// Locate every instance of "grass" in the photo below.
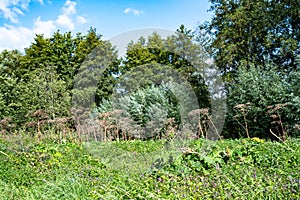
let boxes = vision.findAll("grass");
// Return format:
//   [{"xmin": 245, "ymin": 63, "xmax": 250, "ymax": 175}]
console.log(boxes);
[{"xmin": 0, "ymin": 133, "xmax": 299, "ymax": 199}]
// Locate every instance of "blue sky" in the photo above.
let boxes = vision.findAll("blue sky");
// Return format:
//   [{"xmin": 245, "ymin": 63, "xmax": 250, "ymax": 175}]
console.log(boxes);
[{"xmin": 0, "ymin": 0, "xmax": 213, "ymax": 52}]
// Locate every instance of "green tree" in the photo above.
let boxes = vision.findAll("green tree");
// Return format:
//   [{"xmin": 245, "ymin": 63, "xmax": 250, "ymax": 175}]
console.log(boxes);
[
  {"xmin": 0, "ymin": 50, "xmax": 22, "ymax": 121},
  {"xmin": 15, "ymin": 65, "xmax": 71, "ymax": 128},
  {"xmin": 200, "ymin": 0, "xmax": 300, "ymax": 73},
  {"xmin": 122, "ymin": 26, "xmax": 210, "ymax": 108},
  {"xmin": 72, "ymin": 39, "xmax": 119, "ymax": 111},
  {"xmin": 0, "ymin": 28, "xmax": 116, "ymax": 130}
]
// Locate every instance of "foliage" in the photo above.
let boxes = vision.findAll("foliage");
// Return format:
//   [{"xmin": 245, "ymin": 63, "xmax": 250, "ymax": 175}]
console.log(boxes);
[
  {"xmin": 123, "ymin": 26, "xmax": 210, "ymax": 109},
  {"xmin": 0, "ymin": 28, "xmax": 119, "ymax": 132},
  {"xmin": 225, "ymin": 62, "xmax": 300, "ymax": 139},
  {"xmin": 72, "ymin": 39, "xmax": 119, "ymax": 111},
  {"xmin": 0, "ymin": 50, "xmax": 22, "ymax": 120},
  {"xmin": 96, "ymin": 83, "xmax": 182, "ymax": 139},
  {"xmin": 0, "ymin": 135, "xmax": 299, "ymax": 199},
  {"xmin": 200, "ymin": 0, "xmax": 300, "ymax": 73}
]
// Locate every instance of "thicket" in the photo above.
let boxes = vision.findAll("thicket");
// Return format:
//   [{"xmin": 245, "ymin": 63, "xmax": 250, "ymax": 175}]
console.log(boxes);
[
  {"xmin": 225, "ymin": 62, "xmax": 300, "ymax": 140},
  {"xmin": 0, "ymin": 0, "xmax": 299, "ymax": 140}
]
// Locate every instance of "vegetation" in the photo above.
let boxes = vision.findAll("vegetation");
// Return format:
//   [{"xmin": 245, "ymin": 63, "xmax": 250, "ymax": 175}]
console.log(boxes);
[
  {"xmin": 199, "ymin": 0, "xmax": 300, "ymax": 73},
  {"xmin": 0, "ymin": 135, "xmax": 299, "ymax": 199},
  {"xmin": 225, "ymin": 62, "xmax": 300, "ymax": 139},
  {"xmin": 0, "ymin": 0, "xmax": 299, "ymax": 199}
]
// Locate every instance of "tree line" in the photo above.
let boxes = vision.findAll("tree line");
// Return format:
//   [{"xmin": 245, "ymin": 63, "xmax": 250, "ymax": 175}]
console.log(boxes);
[{"xmin": 0, "ymin": 0, "xmax": 299, "ymax": 140}]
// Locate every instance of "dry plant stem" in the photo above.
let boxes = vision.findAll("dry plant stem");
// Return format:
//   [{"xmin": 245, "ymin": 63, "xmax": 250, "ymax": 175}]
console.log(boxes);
[
  {"xmin": 198, "ymin": 117, "xmax": 205, "ymax": 139},
  {"xmin": 206, "ymin": 115, "xmax": 222, "ymax": 140},
  {"xmin": 234, "ymin": 103, "xmax": 250, "ymax": 138},
  {"xmin": 273, "ymin": 121, "xmax": 286, "ymax": 141},
  {"xmin": 278, "ymin": 114, "xmax": 287, "ymax": 140},
  {"xmin": 268, "ymin": 105, "xmax": 288, "ymax": 142},
  {"xmin": 269, "ymin": 129, "xmax": 283, "ymax": 142},
  {"xmin": 243, "ymin": 111, "xmax": 250, "ymax": 138},
  {"xmin": 269, "ymin": 128, "xmax": 295, "ymax": 152},
  {"xmin": 235, "ymin": 118, "xmax": 249, "ymax": 138}
]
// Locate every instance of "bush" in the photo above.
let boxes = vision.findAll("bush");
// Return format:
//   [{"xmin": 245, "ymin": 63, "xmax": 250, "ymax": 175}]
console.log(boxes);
[
  {"xmin": 224, "ymin": 63, "xmax": 300, "ymax": 139},
  {"xmin": 96, "ymin": 83, "xmax": 182, "ymax": 139}
]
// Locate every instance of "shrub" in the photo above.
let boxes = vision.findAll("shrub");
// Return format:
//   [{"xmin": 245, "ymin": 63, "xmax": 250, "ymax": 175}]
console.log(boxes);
[
  {"xmin": 224, "ymin": 63, "xmax": 300, "ymax": 139},
  {"xmin": 96, "ymin": 83, "xmax": 182, "ymax": 139}
]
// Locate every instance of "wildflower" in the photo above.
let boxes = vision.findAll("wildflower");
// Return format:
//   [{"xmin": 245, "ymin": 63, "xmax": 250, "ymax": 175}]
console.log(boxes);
[{"xmin": 251, "ymin": 137, "xmax": 265, "ymax": 143}]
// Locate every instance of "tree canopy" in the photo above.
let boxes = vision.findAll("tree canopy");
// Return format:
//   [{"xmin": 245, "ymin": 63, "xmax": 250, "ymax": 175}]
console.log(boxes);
[{"xmin": 200, "ymin": 0, "xmax": 300, "ymax": 73}]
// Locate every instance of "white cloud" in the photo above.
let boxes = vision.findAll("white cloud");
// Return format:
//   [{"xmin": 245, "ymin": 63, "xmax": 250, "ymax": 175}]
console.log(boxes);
[
  {"xmin": 33, "ymin": 16, "xmax": 56, "ymax": 37},
  {"xmin": 0, "ymin": 3, "xmax": 20, "ymax": 23},
  {"xmin": 56, "ymin": 14, "xmax": 74, "ymax": 30},
  {"xmin": 0, "ymin": 25, "xmax": 33, "ymax": 52},
  {"xmin": 12, "ymin": 7, "xmax": 24, "ymax": 16},
  {"xmin": 0, "ymin": 16, "xmax": 57, "ymax": 52},
  {"xmin": 124, "ymin": 7, "xmax": 144, "ymax": 16},
  {"xmin": 124, "ymin": 8, "xmax": 130, "ymax": 14},
  {"xmin": 0, "ymin": 0, "xmax": 43, "ymax": 23},
  {"xmin": 0, "ymin": 0, "xmax": 89, "ymax": 52},
  {"xmin": 55, "ymin": 0, "xmax": 87, "ymax": 30},
  {"xmin": 76, "ymin": 16, "xmax": 86, "ymax": 25},
  {"xmin": 133, "ymin": 9, "xmax": 143, "ymax": 16},
  {"xmin": 61, "ymin": 0, "xmax": 76, "ymax": 16}
]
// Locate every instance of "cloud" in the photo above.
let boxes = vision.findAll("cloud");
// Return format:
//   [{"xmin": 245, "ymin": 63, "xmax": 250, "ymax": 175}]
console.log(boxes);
[
  {"xmin": 61, "ymin": 0, "xmax": 76, "ymax": 15},
  {"xmin": 76, "ymin": 16, "xmax": 86, "ymax": 25},
  {"xmin": 55, "ymin": 0, "xmax": 86, "ymax": 30},
  {"xmin": 0, "ymin": 0, "xmax": 87, "ymax": 52},
  {"xmin": 34, "ymin": 16, "xmax": 56, "ymax": 37},
  {"xmin": 0, "ymin": 25, "xmax": 33, "ymax": 52},
  {"xmin": 0, "ymin": 0, "xmax": 43, "ymax": 23},
  {"xmin": 124, "ymin": 7, "xmax": 144, "ymax": 16},
  {"xmin": 124, "ymin": 8, "xmax": 130, "ymax": 14},
  {"xmin": 0, "ymin": 16, "xmax": 56, "ymax": 52},
  {"xmin": 56, "ymin": 14, "xmax": 74, "ymax": 30}
]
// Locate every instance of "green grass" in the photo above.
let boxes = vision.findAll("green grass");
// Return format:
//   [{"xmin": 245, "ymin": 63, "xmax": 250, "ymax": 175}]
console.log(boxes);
[{"xmin": 0, "ymin": 134, "xmax": 299, "ymax": 199}]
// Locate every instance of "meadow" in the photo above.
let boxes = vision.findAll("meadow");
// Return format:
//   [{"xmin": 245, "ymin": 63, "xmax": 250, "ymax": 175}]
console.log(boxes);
[{"xmin": 1, "ymin": 133, "xmax": 299, "ymax": 199}]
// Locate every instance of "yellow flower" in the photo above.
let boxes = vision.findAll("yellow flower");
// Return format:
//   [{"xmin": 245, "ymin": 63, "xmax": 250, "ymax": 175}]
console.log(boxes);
[
  {"xmin": 225, "ymin": 146, "xmax": 231, "ymax": 156},
  {"xmin": 251, "ymin": 137, "xmax": 265, "ymax": 143},
  {"xmin": 54, "ymin": 152, "xmax": 62, "ymax": 158}
]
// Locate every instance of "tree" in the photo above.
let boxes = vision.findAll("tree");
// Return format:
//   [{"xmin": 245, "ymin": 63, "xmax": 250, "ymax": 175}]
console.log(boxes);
[
  {"xmin": 199, "ymin": 0, "xmax": 300, "ymax": 73},
  {"xmin": 0, "ymin": 28, "xmax": 118, "ymax": 131},
  {"xmin": 72, "ymin": 39, "xmax": 119, "ymax": 111},
  {"xmin": 122, "ymin": 26, "xmax": 210, "ymax": 109},
  {"xmin": 17, "ymin": 66, "xmax": 71, "ymax": 126},
  {"xmin": 0, "ymin": 50, "xmax": 22, "ymax": 121}
]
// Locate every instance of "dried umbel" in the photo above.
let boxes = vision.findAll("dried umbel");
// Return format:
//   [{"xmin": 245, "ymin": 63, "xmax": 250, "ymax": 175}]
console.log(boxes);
[
  {"xmin": 188, "ymin": 108, "xmax": 213, "ymax": 139},
  {"xmin": 188, "ymin": 108, "xmax": 209, "ymax": 117},
  {"xmin": 234, "ymin": 102, "xmax": 251, "ymax": 113},
  {"xmin": 0, "ymin": 118, "xmax": 12, "ymax": 125},
  {"xmin": 267, "ymin": 103, "xmax": 288, "ymax": 113},
  {"xmin": 233, "ymin": 102, "xmax": 251, "ymax": 138},
  {"xmin": 270, "ymin": 114, "xmax": 278, "ymax": 120},
  {"xmin": 24, "ymin": 121, "xmax": 36, "ymax": 128},
  {"xmin": 0, "ymin": 118, "xmax": 14, "ymax": 134},
  {"xmin": 32, "ymin": 109, "xmax": 45, "ymax": 118}
]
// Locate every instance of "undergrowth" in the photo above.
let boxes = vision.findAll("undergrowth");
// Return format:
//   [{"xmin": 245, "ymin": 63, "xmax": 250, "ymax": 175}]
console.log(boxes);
[{"xmin": 0, "ymin": 133, "xmax": 299, "ymax": 199}]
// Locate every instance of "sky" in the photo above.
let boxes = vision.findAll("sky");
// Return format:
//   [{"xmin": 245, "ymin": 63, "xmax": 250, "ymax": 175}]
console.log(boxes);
[{"xmin": 0, "ymin": 0, "xmax": 213, "ymax": 52}]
